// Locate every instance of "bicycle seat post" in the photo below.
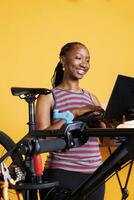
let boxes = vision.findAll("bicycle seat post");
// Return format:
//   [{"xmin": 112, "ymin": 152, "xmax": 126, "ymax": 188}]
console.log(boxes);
[{"xmin": 25, "ymin": 94, "xmax": 36, "ymax": 132}]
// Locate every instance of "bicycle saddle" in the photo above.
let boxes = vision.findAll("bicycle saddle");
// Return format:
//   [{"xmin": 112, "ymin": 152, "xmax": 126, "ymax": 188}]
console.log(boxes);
[{"xmin": 11, "ymin": 87, "xmax": 51, "ymax": 96}]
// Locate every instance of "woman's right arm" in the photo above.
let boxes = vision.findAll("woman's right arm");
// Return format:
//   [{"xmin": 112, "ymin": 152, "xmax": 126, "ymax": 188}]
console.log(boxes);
[
  {"xmin": 36, "ymin": 94, "xmax": 66, "ymax": 131},
  {"xmin": 36, "ymin": 94, "xmax": 52, "ymax": 130}
]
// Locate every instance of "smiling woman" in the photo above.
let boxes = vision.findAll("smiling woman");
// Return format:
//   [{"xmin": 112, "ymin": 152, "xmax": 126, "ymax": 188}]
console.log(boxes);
[
  {"xmin": 51, "ymin": 42, "xmax": 90, "ymax": 88},
  {"xmin": 36, "ymin": 42, "xmax": 106, "ymax": 200},
  {"xmin": 59, "ymin": 42, "xmax": 90, "ymax": 81}
]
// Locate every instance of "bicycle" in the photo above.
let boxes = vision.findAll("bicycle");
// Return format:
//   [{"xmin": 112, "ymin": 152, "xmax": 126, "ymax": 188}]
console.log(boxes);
[{"xmin": 0, "ymin": 87, "xmax": 134, "ymax": 200}]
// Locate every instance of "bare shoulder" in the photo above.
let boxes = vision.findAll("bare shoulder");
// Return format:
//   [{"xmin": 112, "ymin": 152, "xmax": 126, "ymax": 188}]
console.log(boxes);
[{"xmin": 37, "ymin": 93, "xmax": 54, "ymax": 109}]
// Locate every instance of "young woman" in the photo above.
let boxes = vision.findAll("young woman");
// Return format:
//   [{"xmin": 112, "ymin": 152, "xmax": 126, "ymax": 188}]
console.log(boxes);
[{"xmin": 36, "ymin": 42, "xmax": 105, "ymax": 200}]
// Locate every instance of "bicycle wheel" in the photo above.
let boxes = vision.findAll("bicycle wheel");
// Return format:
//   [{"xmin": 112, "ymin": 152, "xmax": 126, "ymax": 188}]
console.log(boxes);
[{"xmin": 0, "ymin": 130, "xmax": 24, "ymax": 200}]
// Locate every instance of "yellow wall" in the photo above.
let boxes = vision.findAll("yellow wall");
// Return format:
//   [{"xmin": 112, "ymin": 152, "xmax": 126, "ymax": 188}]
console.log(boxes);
[{"xmin": 0, "ymin": 0, "xmax": 134, "ymax": 199}]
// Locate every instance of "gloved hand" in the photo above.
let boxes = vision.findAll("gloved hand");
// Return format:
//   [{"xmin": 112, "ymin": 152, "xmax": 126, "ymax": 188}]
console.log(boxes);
[{"xmin": 53, "ymin": 109, "xmax": 74, "ymax": 124}]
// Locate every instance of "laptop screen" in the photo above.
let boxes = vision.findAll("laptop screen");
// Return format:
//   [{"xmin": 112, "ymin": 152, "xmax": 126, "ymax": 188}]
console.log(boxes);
[{"xmin": 104, "ymin": 74, "xmax": 134, "ymax": 122}]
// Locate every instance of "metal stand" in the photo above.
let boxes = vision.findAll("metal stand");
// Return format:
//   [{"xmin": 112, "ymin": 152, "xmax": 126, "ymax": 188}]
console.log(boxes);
[
  {"xmin": 65, "ymin": 136, "xmax": 134, "ymax": 200},
  {"xmin": 108, "ymin": 147, "xmax": 133, "ymax": 200},
  {"xmin": 30, "ymin": 125, "xmax": 134, "ymax": 200}
]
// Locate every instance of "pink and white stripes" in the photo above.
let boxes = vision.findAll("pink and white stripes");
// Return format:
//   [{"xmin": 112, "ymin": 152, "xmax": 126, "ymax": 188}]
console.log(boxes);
[{"xmin": 45, "ymin": 88, "xmax": 102, "ymax": 174}]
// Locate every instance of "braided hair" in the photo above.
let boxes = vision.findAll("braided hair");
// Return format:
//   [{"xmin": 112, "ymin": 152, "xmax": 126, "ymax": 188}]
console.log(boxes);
[{"xmin": 51, "ymin": 42, "xmax": 87, "ymax": 88}]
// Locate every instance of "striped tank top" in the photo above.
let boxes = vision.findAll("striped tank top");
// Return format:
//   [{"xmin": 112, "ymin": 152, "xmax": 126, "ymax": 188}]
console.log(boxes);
[{"xmin": 45, "ymin": 88, "xmax": 102, "ymax": 174}]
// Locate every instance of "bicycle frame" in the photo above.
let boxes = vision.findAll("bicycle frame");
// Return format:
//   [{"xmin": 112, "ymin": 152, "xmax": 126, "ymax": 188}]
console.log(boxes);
[{"xmin": 1, "ymin": 87, "xmax": 134, "ymax": 200}]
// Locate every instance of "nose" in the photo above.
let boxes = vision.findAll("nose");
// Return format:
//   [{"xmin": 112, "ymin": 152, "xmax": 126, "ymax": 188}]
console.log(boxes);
[{"xmin": 80, "ymin": 59, "xmax": 89, "ymax": 69}]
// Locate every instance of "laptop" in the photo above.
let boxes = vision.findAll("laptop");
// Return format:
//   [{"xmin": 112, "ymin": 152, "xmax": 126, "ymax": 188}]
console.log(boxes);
[{"xmin": 104, "ymin": 74, "xmax": 134, "ymax": 122}]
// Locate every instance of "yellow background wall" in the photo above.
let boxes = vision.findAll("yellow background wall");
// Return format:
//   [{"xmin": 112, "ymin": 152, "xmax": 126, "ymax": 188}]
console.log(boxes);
[{"xmin": 0, "ymin": 0, "xmax": 134, "ymax": 199}]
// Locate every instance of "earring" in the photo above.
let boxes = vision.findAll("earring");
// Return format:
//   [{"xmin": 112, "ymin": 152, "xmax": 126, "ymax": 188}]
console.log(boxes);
[{"xmin": 62, "ymin": 64, "xmax": 65, "ymax": 71}]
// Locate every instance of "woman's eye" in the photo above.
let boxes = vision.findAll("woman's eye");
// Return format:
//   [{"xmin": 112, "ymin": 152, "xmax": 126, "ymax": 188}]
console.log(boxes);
[{"xmin": 75, "ymin": 56, "xmax": 81, "ymax": 60}]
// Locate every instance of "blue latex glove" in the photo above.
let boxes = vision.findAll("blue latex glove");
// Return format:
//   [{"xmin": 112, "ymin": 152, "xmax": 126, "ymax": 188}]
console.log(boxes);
[{"xmin": 53, "ymin": 109, "xmax": 74, "ymax": 124}]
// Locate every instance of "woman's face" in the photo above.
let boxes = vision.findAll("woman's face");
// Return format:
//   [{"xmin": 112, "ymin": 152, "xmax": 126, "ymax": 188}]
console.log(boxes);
[{"xmin": 61, "ymin": 44, "xmax": 90, "ymax": 80}]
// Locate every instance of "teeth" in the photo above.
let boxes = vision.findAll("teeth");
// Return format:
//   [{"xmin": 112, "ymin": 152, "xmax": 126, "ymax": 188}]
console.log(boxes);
[{"xmin": 77, "ymin": 70, "xmax": 85, "ymax": 75}]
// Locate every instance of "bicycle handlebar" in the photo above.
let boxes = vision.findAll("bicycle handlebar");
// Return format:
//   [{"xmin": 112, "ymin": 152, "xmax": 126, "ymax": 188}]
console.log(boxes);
[{"xmin": 38, "ymin": 138, "xmax": 66, "ymax": 153}]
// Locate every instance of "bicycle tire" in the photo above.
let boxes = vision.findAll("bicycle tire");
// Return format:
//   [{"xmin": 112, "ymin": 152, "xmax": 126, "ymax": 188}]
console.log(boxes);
[
  {"xmin": 0, "ymin": 130, "xmax": 23, "ymax": 166},
  {"xmin": 0, "ymin": 130, "xmax": 25, "ymax": 200}
]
